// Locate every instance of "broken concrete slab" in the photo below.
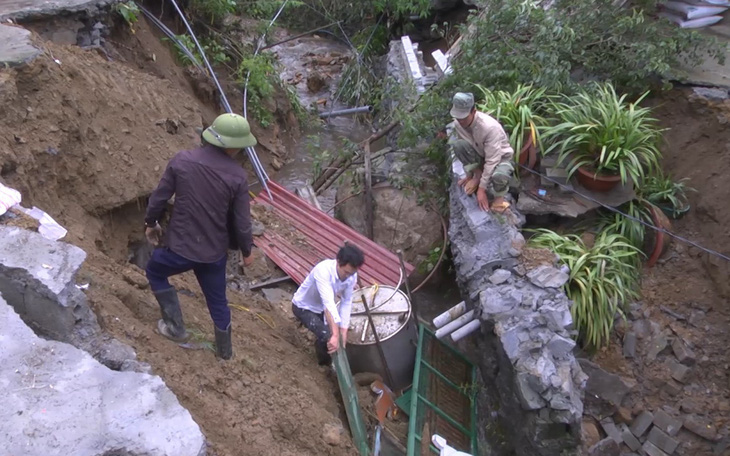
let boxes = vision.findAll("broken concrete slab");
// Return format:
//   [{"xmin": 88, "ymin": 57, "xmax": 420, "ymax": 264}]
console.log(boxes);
[
  {"xmin": 0, "ymin": 24, "xmax": 41, "ymax": 67},
  {"xmin": 580, "ymin": 359, "xmax": 633, "ymax": 407},
  {"xmin": 489, "ymin": 268, "xmax": 512, "ymax": 285},
  {"xmin": 0, "ymin": 294, "xmax": 206, "ymax": 456},
  {"xmin": 600, "ymin": 418, "xmax": 623, "ymax": 444},
  {"xmin": 648, "ymin": 426, "xmax": 679, "ymax": 454},
  {"xmin": 261, "ymin": 287, "xmax": 293, "ymax": 304},
  {"xmin": 516, "ymin": 179, "xmax": 635, "ymax": 218},
  {"xmin": 0, "ymin": 0, "xmax": 121, "ymax": 21},
  {"xmin": 620, "ymin": 424, "xmax": 642, "ymax": 452},
  {"xmin": 0, "ymin": 226, "xmax": 143, "ymax": 371}
]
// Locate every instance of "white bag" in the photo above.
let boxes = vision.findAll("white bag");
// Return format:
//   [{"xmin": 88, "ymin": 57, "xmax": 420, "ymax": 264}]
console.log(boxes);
[
  {"xmin": 662, "ymin": 1, "xmax": 729, "ymax": 19},
  {"xmin": 0, "ymin": 183, "xmax": 21, "ymax": 216}
]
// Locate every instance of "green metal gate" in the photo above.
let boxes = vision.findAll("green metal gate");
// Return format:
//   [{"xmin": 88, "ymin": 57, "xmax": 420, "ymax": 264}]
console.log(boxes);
[{"xmin": 406, "ymin": 324, "xmax": 478, "ymax": 455}]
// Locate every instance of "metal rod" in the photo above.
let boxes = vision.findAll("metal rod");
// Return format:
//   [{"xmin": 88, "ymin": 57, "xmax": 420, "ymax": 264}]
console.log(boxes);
[
  {"xmin": 318, "ymin": 106, "xmax": 373, "ymax": 119},
  {"xmin": 249, "ymin": 275, "xmax": 293, "ymax": 291},
  {"xmin": 397, "ymin": 249, "xmax": 417, "ymax": 324},
  {"xmin": 357, "ymin": 276, "xmax": 395, "ymax": 388},
  {"xmin": 260, "ymin": 21, "xmax": 339, "ymax": 51},
  {"xmin": 363, "ymin": 142, "xmax": 374, "ymax": 240}
]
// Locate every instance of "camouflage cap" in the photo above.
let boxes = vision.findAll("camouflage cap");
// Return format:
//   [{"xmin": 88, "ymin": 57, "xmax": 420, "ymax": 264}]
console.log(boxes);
[{"xmin": 450, "ymin": 92, "xmax": 475, "ymax": 119}]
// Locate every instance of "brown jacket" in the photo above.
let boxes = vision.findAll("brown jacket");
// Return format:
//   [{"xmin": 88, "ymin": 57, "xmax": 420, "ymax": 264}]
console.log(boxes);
[
  {"xmin": 145, "ymin": 144, "xmax": 253, "ymax": 263},
  {"xmin": 454, "ymin": 111, "xmax": 514, "ymax": 189}
]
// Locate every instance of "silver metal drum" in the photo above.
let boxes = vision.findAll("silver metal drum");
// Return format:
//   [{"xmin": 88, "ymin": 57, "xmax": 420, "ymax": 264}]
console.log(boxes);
[{"xmin": 344, "ymin": 285, "xmax": 418, "ymax": 391}]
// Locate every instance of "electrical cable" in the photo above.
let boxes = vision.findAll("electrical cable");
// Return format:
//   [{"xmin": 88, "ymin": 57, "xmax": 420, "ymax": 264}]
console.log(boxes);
[{"xmin": 517, "ymin": 163, "xmax": 730, "ymax": 263}]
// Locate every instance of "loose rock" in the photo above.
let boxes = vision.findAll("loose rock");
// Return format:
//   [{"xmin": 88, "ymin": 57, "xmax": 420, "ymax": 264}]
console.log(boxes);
[
  {"xmin": 671, "ymin": 338, "xmax": 696, "ymax": 366},
  {"xmin": 684, "ymin": 415, "xmax": 719, "ymax": 441},
  {"xmin": 527, "ymin": 265, "xmax": 569, "ymax": 288}
]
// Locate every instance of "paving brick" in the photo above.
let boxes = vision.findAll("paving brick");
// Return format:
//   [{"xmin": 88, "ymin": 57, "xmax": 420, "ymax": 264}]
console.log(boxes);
[
  {"xmin": 600, "ymin": 418, "xmax": 623, "ymax": 444},
  {"xmin": 643, "ymin": 441, "xmax": 669, "ymax": 456},
  {"xmin": 653, "ymin": 409, "xmax": 682, "ymax": 436},
  {"xmin": 671, "ymin": 338, "xmax": 696, "ymax": 366},
  {"xmin": 620, "ymin": 424, "xmax": 642, "ymax": 452},
  {"xmin": 630, "ymin": 411, "xmax": 654, "ymax": 438},
  {"xmin": 648, "ymin": 426, "xmax": 679, "ymax": 454},
  {"xmin": 684, "ymin": 415, "xmax": 718, "ymax": 441},
  {"xmin": 623, "ymin": 331, "xmax": 637, "ymax": 358}
]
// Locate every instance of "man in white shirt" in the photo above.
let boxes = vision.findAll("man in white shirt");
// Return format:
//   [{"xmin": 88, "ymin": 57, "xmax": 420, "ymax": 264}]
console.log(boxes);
[
  {"xmin": 292, "ymin": 244, "xmax": 365, "ymax": 365},
  {"xmin": 449, "ymin": 92, "xmax": 514, "ymax": 213}
]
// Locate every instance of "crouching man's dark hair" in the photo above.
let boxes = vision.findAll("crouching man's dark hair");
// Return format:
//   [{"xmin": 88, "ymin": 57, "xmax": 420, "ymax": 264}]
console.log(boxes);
[{"xmin": 337, "ymin": 244, "xmax": 365, "ymax": 268}]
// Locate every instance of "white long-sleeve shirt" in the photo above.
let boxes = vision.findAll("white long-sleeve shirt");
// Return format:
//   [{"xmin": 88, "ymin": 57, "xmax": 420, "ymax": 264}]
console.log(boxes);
[{"xmin": 292, "ymin": 259, "xmax": 357, "ymax": 328}]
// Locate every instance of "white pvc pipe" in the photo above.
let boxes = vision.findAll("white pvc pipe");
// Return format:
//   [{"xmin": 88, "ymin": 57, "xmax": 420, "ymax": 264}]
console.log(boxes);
[
  {"xmin": 450, "ymin": 320, "xmax": 482, "ymax": 342},
  {"xmin": 435, "ymin": 310, "xmax": 475, "ymax": 340},
  {"xmin": 432, "ymin": 301, "xmax": 466, "ymax": 329}
]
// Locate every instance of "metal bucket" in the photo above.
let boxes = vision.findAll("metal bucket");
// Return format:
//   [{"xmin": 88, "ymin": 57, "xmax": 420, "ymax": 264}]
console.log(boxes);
[{"xmin": 344, "ymin": 285, "xmax": 418, "ymax": 391}]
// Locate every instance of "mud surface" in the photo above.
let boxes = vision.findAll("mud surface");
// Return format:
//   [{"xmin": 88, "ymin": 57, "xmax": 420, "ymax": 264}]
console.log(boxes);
[{"xmin": 0, "ymin": 17, "xmax": 356, "ymax": 455}]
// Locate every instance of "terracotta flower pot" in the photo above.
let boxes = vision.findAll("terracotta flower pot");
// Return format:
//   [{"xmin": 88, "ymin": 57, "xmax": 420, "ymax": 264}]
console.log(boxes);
[
  {"xmin": 575, "ymin": 166, "xmax": 621, "ymax": 193},
  {"xmin": 645, "ymin": 204, "xmax": 673, "ymax": 267},
  {"xmin": 517, "ymin": 134, "xmax": 538, "ymax": 173}
]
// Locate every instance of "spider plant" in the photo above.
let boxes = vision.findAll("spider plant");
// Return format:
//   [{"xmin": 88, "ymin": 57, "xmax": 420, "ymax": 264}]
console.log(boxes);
[
  {"xmin": 529, "ymin": 229, "xmax": 642, "ymax": 349},
  {"xmin": 594, "ymin": 200, "xmax": 652, "ymax": 256},
  {"xmin": 543, "ymin": 82, "xmax": 664, "ymax": 185},
  {"xmin": 642, "ymin": 172, "xmax": 694, "ymax": 218},
  {"xmin": 475, "ymin": 84, "xmax": 551, "ymax": 163}
]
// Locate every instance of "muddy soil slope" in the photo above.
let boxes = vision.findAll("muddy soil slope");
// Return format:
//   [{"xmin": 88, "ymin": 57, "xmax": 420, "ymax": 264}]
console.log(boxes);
[{"xmin": 0, "ymin": 21, "xmax": 355, "ymax": 456}]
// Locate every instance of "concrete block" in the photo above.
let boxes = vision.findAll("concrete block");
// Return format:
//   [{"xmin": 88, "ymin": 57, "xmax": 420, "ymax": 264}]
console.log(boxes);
[
  {"xmin": 671, "ymin": 338, "xmax": 696, "ymax": 366},
  {"xmin": 647, "ymin": 426, "xmax": 679, "ymax": 454},
  {"xmin": 0, "ymin": 294, "xmax": 206, "ymax": 455},
  {"xmin": 630, "ymin": 411, "xmax": 654, "ymax": 437},
  {"xmin": 669, "ymin": 361, "xmax": 690, "ymax": 383},
  {"xmin": 684, "ymin": 414, "xmax": 718, "ymax": 441},
  {"xmin": 623, "ymin": 331, "xmax": 637, "ymax": 358},
  {"xmin": 600, "ymin": 418, "xmax": 623, "ymax": 444},
  {"xmin": 653, "ymin": 409, "xmax": 682, "ymax": 436},
  {"xmin": 642, "ymin": 441, "xmax": 669, "ymax": 456},
  {"xmin": 588, "ymin": 437, "xmax": 620, "ymax": 456},
  {"xmin": 0, "ymin": 24, "xmax": 41, "ymax": 67},
  {"xmin": 621, "ymin": 424, "xmax": 642, "ymax": 451}
]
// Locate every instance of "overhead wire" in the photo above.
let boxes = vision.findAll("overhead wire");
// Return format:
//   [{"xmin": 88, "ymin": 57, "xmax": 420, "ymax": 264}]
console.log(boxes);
[{"xmin": 517, "ymin": 163, "xmax": 730, "ymax": 263}]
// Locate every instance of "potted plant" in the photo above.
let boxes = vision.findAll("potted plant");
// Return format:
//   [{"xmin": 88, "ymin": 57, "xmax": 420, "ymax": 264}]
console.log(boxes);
[
  {"xmin": 529, "ymin": 229, "xmax": 642, "ymax": 349},
  {"xmin": 642, "ymin": 172, "xmax": 694, "ymax": 219},
  {"xmin": 475, "ymin": 84, "xmax": 550, "ymax": 170},
  {"xmin": 543, "ymin": 83, "xmax": 664, "ymax": 192}
]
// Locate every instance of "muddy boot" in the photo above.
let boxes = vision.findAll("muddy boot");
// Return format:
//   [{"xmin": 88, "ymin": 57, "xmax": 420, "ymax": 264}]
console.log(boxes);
[
  {"xmin": 214, "ymin": 324, "xmax": 233, "ymax": 360},
  {"xmin": 153, "ymin": 288, "xmax": 189, "ymax": 342},
  {"xmin": 315, "ymin": 339, "xmax": 332, "ymax": 366}
]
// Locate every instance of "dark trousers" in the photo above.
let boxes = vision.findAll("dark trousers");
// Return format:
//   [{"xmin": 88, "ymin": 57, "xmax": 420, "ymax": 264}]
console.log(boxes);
[
  {"xmin": 146, "ymin": 247, "xmax": 230, "ymax": 330},
  {"xmin": 292, "ymin": 303, "xmax": 332, "ymax": 364}
]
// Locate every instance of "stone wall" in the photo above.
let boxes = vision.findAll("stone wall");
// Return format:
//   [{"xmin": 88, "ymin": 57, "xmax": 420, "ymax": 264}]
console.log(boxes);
[{"xmin": 448, "ymin": 181, "xmax": 586, "ymax": 455}]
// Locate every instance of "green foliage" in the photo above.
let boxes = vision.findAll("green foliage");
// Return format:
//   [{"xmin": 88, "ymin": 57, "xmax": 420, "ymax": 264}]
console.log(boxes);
[
  {"xmin": 417, "ymin": 245, "xmax": 444, "ymax": 274},
  {"xmin": 240, "ymin": 0, "xmax": 303, "ymax": 19},
  {"xmin": 529, "ymin": 229, "xmax": 642, "ymax": 349},
  {"xmin": 642, "ymin": 172, "xmax": 694, "ymax": 216},
  {"xmin": 236, "ymin": 54, "xmax": 278, "ymax": 127},
  {"xmin": 595, "ymin": 200, "xmax": 652, "ymax": 253},
  {"xmin": 164, "ymin": 35, "xmax": 230, "ymax": 67},
  {"xmin": 189, "ymin": 0, "xmax": 237, "ymax": 24},
  {"xmin": 476, "ymin": 84, "xmax": 552, "ymax": 162},
  {"xmin": 115, "ymin": 2, "xmax": 140, "ymax": 32},
  {"xmin": 543, "ymin": 82, "xmax": 664, "ymax": 185}
]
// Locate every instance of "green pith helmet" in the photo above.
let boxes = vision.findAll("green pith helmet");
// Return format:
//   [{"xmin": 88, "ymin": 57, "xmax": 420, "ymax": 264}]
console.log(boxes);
[{"xmin": 202, "ymin": 113, "xmax": 257, "ymax": 149}]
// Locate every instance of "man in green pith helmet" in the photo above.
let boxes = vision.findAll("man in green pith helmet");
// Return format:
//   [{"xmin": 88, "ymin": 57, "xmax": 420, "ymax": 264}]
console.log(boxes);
[
  {"xmin": 448, "ymin": 92, "xmax": 514, "ymax": 213},
  {"xmin": 143, "ymin": 113, "xmax": 257, "ymax": 361}
]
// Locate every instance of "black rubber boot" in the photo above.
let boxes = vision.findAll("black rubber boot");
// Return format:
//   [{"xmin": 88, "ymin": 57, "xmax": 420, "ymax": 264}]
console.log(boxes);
[
  {"xmin": 315, "ymin": 339, "xmax": 332, "ymax": 366},
  {"xmin": 153, "ymin": 288, "xmax": 189, "ymax": 342},
  {"xmin": 215, "ymin": 324, "xmax": 233, "ymax": 360}
]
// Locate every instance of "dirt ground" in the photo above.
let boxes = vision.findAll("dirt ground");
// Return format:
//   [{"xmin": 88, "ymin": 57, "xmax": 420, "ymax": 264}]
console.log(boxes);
[
  {"xmin": 586, "ymin": 89, "xmax": 730, "ymax": 455},
  {"xmin": 0, "ymin": 14, "xmax": 356, "ymax": 456}
]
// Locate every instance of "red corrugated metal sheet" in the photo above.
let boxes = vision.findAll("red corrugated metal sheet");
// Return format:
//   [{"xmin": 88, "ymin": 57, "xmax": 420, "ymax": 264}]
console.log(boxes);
[{"xmin": 252, "ymin": 181, "xmax": 414, "ymax": 286}]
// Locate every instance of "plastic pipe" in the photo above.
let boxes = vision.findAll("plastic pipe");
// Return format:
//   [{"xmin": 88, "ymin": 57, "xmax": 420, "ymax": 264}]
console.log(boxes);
[
  {"xmin": 450, "ymin": 320, "xmax": 482, "ymax": 342},
  {"xmin": 318, "ymin": 106, "xmax": 373, "ymax": 119},
  {"xmin": 434, "ymin": 310, "xmax": 475, "ymax": 340},
  {"xmin": 432, "ymin": 301, "xmax": 466, "ymax": 329}
]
